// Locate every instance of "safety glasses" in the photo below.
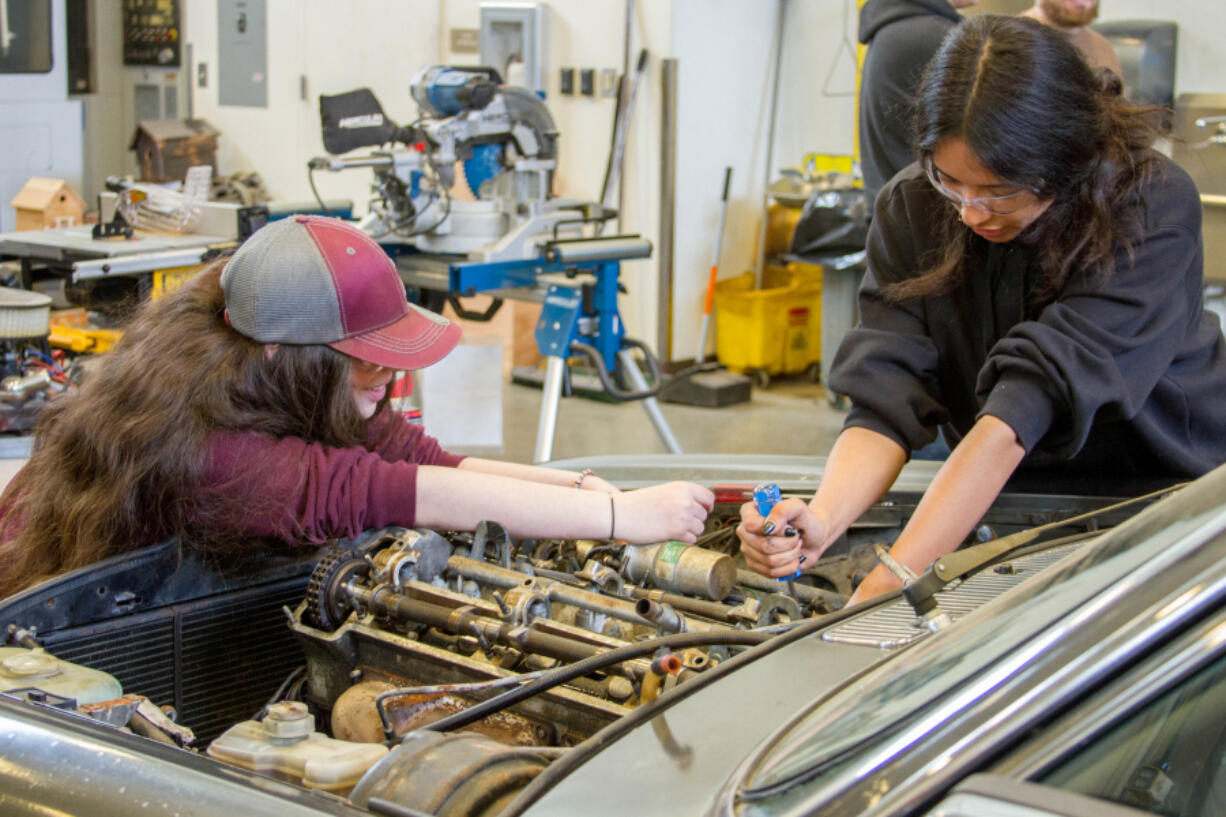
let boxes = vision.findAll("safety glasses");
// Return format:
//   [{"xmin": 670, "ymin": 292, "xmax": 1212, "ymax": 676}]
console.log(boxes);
[{"xmin": 923, "ymin": 156, "xmax": 1041, "ymax": 216}]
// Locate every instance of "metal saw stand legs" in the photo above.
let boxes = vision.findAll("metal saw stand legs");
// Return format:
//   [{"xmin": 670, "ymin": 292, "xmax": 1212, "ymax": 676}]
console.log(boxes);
[
  {"xmin": 532, "ymin": 349, "xmax": 681, "ymax": 463},
  {"xmin": 443, "ymin": 252, "xmax": 681, "ymax": 464}
]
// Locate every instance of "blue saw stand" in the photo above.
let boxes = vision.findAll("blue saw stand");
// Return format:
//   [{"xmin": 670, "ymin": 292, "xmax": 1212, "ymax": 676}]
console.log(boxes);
[{"xmin": 449, "ymin": 246, "xmax": 681, "ymax": 463}]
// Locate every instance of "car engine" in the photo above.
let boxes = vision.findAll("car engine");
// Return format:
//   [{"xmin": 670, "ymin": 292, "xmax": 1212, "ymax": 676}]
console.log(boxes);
[{"xmin": 292, "ymin": 520, "xmax": 846, "ymax": 747}]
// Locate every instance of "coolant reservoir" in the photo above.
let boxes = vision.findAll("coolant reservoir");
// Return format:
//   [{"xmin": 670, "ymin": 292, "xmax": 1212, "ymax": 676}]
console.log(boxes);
[
  {"xmin": 207, "ymin": 701, "xmax": 389, "ymax": 794},
  {"xmin": 0, "ymin": 647, "xmax": 122, "ymax": 704}
]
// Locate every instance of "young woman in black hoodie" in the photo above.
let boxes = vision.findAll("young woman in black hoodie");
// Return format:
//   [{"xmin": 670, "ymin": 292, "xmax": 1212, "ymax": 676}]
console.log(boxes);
[{"xmin": 740, "ymin": 15, "xmax": 1226, "ymax": 603}]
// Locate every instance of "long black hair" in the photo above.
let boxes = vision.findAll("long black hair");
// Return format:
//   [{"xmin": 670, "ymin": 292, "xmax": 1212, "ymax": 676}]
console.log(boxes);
[{"xmin": 888, "ymin": 14, "xmax": 1163, "ymax": 301}]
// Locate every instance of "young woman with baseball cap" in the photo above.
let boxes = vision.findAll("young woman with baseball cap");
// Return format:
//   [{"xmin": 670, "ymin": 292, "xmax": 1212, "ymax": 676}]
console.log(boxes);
[
  {"xmin": 739, "ymin": 15, "xmax": 1226, "ymax": 604},
  {"xmin": 0, "ymin": 215, "xmax": 712, "ymax": 596}
]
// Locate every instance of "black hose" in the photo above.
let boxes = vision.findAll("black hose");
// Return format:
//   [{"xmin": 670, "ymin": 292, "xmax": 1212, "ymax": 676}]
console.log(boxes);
[
  {"xmin": 423, "ymin": 630, "xmax": 772, "ymax": 734},
  {"xmin": 253, "ymin": 665, "xmax": 305, "ymax": 720},
  {"xmin": 498, "ymin": 589, "xmax": 904, "ymax": 817}
]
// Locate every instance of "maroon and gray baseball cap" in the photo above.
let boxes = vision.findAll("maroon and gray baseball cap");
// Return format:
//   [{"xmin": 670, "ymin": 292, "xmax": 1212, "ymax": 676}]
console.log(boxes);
[{"xmin": 220, "ymin": 215, "xmax": 461, "ymax": 370}]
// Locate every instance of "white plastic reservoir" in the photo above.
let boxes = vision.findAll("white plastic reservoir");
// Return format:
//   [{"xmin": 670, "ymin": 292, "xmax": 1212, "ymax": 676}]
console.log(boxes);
[
  {"xmin": 0, "ymin": 647, "xmax": 123, "ymax": 705},
  {"xmin": 207, "ymin": 701, "xmax": 388, "ymax": 794}
]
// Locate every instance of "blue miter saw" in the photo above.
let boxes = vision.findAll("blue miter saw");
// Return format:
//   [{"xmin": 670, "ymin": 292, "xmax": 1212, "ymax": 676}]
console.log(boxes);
[{"xmin": 310, "ymin": 67, "xmax": 680, "ymax": 462}]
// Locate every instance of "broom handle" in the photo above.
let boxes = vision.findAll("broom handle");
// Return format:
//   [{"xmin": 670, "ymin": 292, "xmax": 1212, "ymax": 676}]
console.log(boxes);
[{"xmin": 696, "ymin": 166, "xmax": 733, "ymax": 364}]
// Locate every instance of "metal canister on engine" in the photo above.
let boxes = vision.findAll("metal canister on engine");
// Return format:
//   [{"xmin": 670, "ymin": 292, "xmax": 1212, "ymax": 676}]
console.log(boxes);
[{"xmin": 623, "ymin": 542, "xmax": 735, "ymax": 601}]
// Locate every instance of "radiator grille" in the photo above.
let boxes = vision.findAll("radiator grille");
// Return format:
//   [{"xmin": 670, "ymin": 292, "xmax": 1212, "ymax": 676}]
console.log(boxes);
[{"xmin": 41, "ymin": 577, "xmax": 308, "ymax": 743}]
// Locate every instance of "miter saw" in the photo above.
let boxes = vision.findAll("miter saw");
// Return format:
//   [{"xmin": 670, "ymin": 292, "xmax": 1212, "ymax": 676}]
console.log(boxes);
[
  {"xmin": 309, "ymin": 67, "xmax": 680, "ymax": 462},
  {"xmin": 311, "ymin": 66, "xmax": 608, "ymax": 262}
]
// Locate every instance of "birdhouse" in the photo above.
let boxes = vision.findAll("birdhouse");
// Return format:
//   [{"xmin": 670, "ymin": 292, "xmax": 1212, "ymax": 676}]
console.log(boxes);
[
  {"xmin": 9, "ymin": 178, "xmax": 88, "ymax": 231},
  {"xmin": 129, "ymin": 119, "xmax": 220, "ymax": 183}
]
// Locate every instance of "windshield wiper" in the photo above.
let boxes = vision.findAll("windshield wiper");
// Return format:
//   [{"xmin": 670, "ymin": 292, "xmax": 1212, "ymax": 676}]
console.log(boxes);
[{"xmin": 903, "ymin": 484, "xmax": 1184, "ymax": 628}]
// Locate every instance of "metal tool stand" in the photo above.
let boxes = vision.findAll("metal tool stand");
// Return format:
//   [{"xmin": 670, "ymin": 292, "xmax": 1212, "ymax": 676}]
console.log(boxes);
[{"xmin": 449, "ymin": 254, "xmax": 681, "ymax": 463}]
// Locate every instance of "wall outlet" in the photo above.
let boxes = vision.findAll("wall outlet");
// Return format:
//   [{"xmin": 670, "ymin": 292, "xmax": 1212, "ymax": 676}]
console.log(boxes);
[{"xmin": 600, "ymin": 68, "xmax": 617, "ymax": 98}]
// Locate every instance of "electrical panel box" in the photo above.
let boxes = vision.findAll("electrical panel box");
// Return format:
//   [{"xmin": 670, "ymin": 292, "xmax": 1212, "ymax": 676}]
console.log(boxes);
[
  {"xmin": 122, "ymin": 0, "xmax": 182, "ymax": 67},
  {"xmin": 479, "ymin": 2, "xmax": 550, "ymax": 94},
  {"xmin": 218, "ymin": 0, "xmax": 268, "ymax": 108}
]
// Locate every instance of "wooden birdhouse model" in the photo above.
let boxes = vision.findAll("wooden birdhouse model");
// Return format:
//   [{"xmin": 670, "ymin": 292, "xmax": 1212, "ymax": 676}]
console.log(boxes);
[{"xmin": 9, "ymin": 178, "xmax": 88, "ymax": 231}]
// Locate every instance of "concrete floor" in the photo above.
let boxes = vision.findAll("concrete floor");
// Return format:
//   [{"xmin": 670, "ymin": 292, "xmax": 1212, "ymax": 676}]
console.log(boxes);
[{"xmin": 473, "ymin": 375, "xmax": 848, "ymax": 465}]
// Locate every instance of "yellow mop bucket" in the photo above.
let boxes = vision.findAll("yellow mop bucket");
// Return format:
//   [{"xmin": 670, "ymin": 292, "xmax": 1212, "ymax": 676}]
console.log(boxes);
[{"xmin": 714, "ymin": 263, "xmax": 822, "ymax": 387}]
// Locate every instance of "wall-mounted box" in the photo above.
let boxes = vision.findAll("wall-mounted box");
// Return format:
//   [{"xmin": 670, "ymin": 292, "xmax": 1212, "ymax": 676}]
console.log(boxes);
[{"xmin": 479, "ymin": 2, "xmax": 550, "ymax": 93}]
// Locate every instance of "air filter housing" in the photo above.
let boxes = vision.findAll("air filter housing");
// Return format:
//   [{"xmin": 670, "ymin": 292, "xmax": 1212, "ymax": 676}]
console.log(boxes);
[{"xmin": 0, "ymin": 289, "xmax": 51, "ymax": 340}]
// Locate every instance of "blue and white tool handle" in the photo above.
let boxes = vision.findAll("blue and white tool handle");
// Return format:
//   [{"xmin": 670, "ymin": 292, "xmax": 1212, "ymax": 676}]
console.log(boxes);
[{"xmin": 752, "ymin": 483, "xmax": 803, "ymax": 581}]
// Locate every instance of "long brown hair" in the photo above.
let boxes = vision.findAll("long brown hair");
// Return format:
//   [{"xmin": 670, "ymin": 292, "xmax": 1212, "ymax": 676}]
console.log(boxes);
[
  {"xmin": 888, "ymin": 14, "xmax": 1164, "ymax": 302},
  {"xmin": 0, "ymin": 263, "xmax": 377, "ymax": 596}
]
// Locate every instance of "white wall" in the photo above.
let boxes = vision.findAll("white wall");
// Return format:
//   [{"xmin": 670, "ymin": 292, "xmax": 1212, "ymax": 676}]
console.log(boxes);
[
  {"xmin": 185, "ymin": 0, "xmax": 444, "ymax": 211},
  {"xmin": 0, "ymin": 0, "xmax": 83, "ymax": 233},
  {"xmin": 669, "ymin": 0, "xmax": 857, "ymax": 361},
  {"xmin": 1096, "ymin": 1, "xmax": 1226, "ymax": 95}
]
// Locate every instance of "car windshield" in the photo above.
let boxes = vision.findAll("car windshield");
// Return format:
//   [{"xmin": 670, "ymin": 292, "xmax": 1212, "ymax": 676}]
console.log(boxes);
[{"xmin": 741, "ymin": 484, "xmax": 1226, "ymax": 796}]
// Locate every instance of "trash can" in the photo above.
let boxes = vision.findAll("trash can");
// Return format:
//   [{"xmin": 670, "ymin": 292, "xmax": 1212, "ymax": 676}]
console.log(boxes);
[
  {"xmin": 786, "ymin": 185, "xmax": 870, "ymax": 407},
  {"xmin": 714, "ymin": 262, "xmax": 822, "ymax": 389}
]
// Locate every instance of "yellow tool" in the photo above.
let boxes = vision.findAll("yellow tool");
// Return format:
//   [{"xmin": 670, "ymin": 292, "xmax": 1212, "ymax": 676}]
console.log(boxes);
[{"xmin": 47, "ymin": 325, "xmax": 122, "ymax": 355}]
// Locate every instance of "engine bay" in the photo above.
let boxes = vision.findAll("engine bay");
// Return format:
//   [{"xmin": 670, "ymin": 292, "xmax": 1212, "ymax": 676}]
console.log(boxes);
[{"xmin": 0, "ymin": 478, "xmax": 1147, "ymax": 816}]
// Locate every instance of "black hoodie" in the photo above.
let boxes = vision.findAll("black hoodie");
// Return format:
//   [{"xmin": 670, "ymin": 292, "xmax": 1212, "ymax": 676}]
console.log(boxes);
[{"xmin": 858, "ymin": 0, "xmax": 962, "ymax": 204}]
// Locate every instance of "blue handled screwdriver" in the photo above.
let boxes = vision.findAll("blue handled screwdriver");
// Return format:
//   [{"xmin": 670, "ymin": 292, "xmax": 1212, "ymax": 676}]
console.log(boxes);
[{"xmin": 752, "ymin": 483, "xmax": 805, "ymax": 597}]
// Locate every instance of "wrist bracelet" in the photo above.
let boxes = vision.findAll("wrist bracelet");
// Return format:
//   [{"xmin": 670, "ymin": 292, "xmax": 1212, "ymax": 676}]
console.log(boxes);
[
  {"xmin": 573, "ymin": 468, "xmax": 597, "ymax": 489},
  {"xmin": 609, "ymin": 493, "xmax": 616, "ymax": 540}
]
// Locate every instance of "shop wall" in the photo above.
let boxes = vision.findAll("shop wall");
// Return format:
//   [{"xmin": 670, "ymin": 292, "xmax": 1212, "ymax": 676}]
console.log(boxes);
[
  {"xmin": 184, "ymin": 0, "xmax": 444, "ymax": 213},
  {"xmin": 669, "ymin": 0, "xmax": 855, "ymax": 362}
]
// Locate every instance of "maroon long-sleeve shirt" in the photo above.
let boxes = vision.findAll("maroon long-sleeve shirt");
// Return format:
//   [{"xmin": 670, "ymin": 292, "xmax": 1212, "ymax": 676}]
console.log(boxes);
[
  {"xmin": 196, "ymin": 414, "xmax": 465, "ymax": 544},
  {"xmin": 0, "ymin": 413, "xmax": 465, "ymax": 550}
]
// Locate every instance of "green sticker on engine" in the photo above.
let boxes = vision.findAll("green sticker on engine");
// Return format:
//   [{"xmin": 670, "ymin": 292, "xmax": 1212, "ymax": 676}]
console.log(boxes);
[{"xmin": 657, "ymin": 541, "xmax": 687, "ymax": 565}]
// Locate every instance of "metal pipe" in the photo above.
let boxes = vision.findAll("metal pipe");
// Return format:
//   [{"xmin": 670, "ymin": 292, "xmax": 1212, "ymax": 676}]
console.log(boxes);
[
  {"xmin": 620, "ymin": 0, "xmax": 633, "ymax": 230},
  {"xmin": 448, "ymin": 556, "xmax": 667, "ymax": 629},
  {"xmin": 625, "ymin": 586, "xmax": 740, "ymax": 623},
  {"xmin": 617, "ymin": 348, "xmax": 682, "ymax": 453},
  {"xmin": 356, "ymin": 584, "xmax": 615, "ymax": 667},
  {"xmin": 754, "ymin": 0, "xmax": 790, "ymax": 287},
  {"xmin": 635, "ymin": 599, "xmax": 685, "ymax": 633},
  {"xmin": 735, "ymin": 568, "xmax": 845, "ymax": 609},
  {"xmin": 533, "ymin": 355, "xmax": 566, "ymax": 463},
  {"xmin": 659, "ymin": 58, "xmax": 678, "ymax": 362},
  {"xmin": 544, "ymin": 237, "xmax": 652, "ymax": 264}
]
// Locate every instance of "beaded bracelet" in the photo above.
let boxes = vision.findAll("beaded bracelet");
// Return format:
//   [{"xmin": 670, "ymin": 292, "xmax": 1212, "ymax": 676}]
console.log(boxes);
[{"xmin": 573, "ymin": 468, "xmax": 597, "ymax": 489}]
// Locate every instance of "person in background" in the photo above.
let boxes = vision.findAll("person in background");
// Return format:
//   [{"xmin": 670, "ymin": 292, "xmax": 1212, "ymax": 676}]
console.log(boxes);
[
  {"xmin": 1022, "ymin": 0, "xmax": 1122, "ymax": 77},
  {"xmin": 0, "ymin": 216, "xmax": 713, "ymax": 597},
  {"xmin": 858, "ymin": 0, "xmax": 981, "ymax": 207},
  {"xmin": 740, "ymin": 15, "xmax": 1226, "ymax": 605}
]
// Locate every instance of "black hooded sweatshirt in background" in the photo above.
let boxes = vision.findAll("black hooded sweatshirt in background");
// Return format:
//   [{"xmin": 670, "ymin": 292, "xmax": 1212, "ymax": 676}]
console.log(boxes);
[{"xmin": 858, "ymin": 0, "xmax": 962, "ymax": 205}]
